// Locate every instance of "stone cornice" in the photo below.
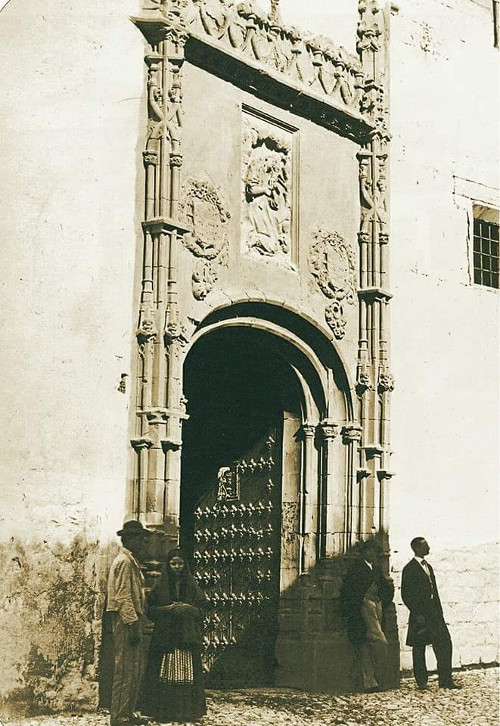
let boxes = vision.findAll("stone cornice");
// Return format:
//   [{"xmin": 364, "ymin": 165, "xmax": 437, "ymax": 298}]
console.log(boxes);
[
  {"xmin": 185, "ymin": 33, "xmax": 374, "ymax": 142},
  {"xmin": 132, "ymin": 1, "xmax": 377, "ymax": 143}
]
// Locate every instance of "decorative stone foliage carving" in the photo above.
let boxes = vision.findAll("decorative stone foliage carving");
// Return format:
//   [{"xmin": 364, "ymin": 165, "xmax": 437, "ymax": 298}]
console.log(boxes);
[
  {"xmin": 242, "ymin": 115, "xmax": 292, "ymax": 261},
  {"xmin": 310, "ymin": 230, "xmax": 357, "ymax": 339},
  {"xmin": 356, "ymin": 365, "xmax": 372, "ymax": 393},
  {"xmin": 183, "ymin": 0, "xmax": 364, "ymax": 113},
  {"xmin": 378, "ymin": 370, "xmax": 395, "ymax": 392},
  {"xmin": 136, "ymin": 317, "xmax": 158, "ymax": 342},
  {"xmin": 357, "ymin": 0, "xmax": 383, "ymax": 53},
  {"xmin": 181, "ymin": 179, "xmax": 231, "ymax": 299}
]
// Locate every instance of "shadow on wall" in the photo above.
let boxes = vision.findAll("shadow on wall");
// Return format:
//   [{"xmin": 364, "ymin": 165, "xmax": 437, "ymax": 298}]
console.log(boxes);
[{"xmin": 98, "ymin": 536, "xmax": 400, "ymax": 705}]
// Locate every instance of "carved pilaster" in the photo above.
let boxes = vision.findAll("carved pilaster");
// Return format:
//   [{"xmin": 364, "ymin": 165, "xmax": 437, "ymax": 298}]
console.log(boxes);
[
  {"xmin": 356, "ymin": 0, "xmax": 392, "ymax": 540},
  {"xmin": 131, "ymin": 437, "xmax": 154, "ymax": 521},
  {"xmin": 318, "ymin": 420, "xmax": 343, "ymax": 556},
  {"xmin": 130, "ymin": 4, "xmax": 190, "ymax": 539},
  {"xmin": 343, "ymin": 423, "xmax": 362, "ymax": 548}
]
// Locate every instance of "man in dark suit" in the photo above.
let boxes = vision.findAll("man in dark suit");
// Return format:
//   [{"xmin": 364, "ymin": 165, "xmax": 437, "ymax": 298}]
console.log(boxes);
[
  {"xmin": 339, "ymin": 540, "xmax": 394, "ymax": 692},
  {"xmin": 401, "ymin": 537, "xmax": 460, "ymax": 690}
]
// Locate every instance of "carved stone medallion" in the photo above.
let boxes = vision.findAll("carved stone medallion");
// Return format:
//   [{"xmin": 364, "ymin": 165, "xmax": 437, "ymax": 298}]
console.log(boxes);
[
  {"xmin": 310, "ymin": 230, "xmax": 357, "ymax": 339},
  {"xmin": 181, "ymin": 179, "xmax": 231, "ymax": 300},
  {"xmin": 242, "ymin": 114, "xmax": 293, "ymax": 262}
]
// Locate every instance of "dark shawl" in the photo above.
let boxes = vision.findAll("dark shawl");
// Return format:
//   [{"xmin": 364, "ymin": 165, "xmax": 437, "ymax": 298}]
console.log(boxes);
[
  {"xmin": 339, "ymin": 558, "xmax": 394, "ymax": 646},
  {"xmin": 147, "ymin": 549, "xmax": 207, "ymax": 652}
]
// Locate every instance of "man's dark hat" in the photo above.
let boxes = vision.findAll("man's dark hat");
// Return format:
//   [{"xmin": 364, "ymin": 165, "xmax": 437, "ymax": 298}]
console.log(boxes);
[{"xmin": 117, "ymin": 519, "xmax": 148, "ymax": 537}]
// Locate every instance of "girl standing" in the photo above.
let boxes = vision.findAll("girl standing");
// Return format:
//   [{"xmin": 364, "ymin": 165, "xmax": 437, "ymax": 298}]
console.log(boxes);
[{"xmin": 142, "ymin": 549, "xmax": 207, "ymax": 724}]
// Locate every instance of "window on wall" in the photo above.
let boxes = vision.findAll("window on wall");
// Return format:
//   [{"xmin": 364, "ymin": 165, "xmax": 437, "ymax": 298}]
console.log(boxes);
[{"xmin": 473, "ymin": 205, "xmax": 499, "ymax": 289}]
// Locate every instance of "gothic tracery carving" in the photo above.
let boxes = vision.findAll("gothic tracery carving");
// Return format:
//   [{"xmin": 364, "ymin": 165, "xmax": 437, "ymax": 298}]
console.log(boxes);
[{"xmin": 310, "ymin": 230, "xmax": 357, "ymax": 339}]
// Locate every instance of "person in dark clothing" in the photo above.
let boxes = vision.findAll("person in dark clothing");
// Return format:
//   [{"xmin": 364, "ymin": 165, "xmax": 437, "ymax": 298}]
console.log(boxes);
[
  {"xmin": 141, "ymin": 548, "xmax": 207, "ymax": 724},
  {"xmin": 401, "ymin": 537, "xmax": 460, "ymax": 691},
  {"xmin": 339, "ymin": 540, "xmax": 394, "ymax": 692}
]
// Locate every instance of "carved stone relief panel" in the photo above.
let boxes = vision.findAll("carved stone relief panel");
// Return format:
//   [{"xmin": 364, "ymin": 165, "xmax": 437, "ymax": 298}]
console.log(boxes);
[
  {"xmin": 180, "ymin": 178, "xmax": 231, "ymax": 300},
  {"xmin": 242, "ymin": 111, "xmax": 294, "ymax": 264},
  {"xmin": 309, "ymin": 230, "xmax": 357, "ymax": 339}
]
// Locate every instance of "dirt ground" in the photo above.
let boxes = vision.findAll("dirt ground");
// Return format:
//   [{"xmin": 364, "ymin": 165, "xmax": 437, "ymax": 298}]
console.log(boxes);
[{"xmin": 2, "ymin": 667, "xmax": 498, "ymax": 726}]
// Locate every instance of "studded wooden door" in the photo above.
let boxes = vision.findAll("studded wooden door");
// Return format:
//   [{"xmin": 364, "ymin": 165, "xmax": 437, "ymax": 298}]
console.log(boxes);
[{"xmin": 192, "ymin": 427, "xmax": 282, "ymax": 687}]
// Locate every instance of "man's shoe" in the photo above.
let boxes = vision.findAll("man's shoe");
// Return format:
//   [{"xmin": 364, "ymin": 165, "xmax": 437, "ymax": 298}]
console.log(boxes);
[{"xmin": 440, "ymin": 681, "xmax": 461, "ymax": 689}]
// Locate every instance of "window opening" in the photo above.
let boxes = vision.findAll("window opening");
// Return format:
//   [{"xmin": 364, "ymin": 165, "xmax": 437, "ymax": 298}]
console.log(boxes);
[{"xmin": 473, "ymin": 208, "xmax": 499, "ymax": 289}]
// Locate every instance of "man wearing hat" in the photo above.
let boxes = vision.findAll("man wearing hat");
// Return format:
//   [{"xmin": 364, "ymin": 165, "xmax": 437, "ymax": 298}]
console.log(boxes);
[{"xmin": 106, "ymin": 520, "xmax": 149, "ymax": 726}]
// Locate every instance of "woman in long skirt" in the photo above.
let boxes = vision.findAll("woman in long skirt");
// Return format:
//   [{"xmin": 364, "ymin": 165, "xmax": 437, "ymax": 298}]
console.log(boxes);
[{"xmin": 142, "ymin": 548, "xmax": 207, "ymax": 724}]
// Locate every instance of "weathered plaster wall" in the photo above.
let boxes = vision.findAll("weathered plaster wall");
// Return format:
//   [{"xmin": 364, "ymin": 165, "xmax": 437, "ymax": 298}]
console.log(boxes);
[
  {"xmin": 388, "ymin": 0, "xmax": 499, "ymax": 667},
  {"xmin": 0, "ymin": 0, "xmax": 144, "ymax": 712}
]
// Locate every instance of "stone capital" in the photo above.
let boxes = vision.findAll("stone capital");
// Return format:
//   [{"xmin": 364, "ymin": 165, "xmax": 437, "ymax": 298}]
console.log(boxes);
[
  {"xmin": 143, "ymin": 150, "xmax": 159, "ymax": 167},
  {"xmin": 377, "ymin": 469, "xmax": 395, "ymax": 481},
  {"xmin": 319, "ymin": 419, "xmax": 341, "ymax": 440},
  {"xmin": 363, "ymin": 444, "xmax": 384, "ymax": 459},
  {"xmin": 301, "ymin": 423, "xmax": 316, "ymax": 439},
  {"xmin": 130, "ymin": 436, "xmax": 154, "ymax": 452},
  {"xmin": 342, "ymin": 423, "xmax": 363, "ymax": 443},
  {"xmin": 161, "ymin": 437, "xmax": 183, "ymax": 452}
]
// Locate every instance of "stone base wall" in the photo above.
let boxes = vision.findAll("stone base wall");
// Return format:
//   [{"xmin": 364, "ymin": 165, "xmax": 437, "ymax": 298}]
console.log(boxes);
[
  {"xmin": 276, "ymin": 558, "xmax": 400, "ymax": 692},
  {"xmin": 392, "ymin": 542, "xmax": 500, "ymax": 672},
  {"xmin": 0, "ymin": 536, "xmax": 116, "ymax": 719}
]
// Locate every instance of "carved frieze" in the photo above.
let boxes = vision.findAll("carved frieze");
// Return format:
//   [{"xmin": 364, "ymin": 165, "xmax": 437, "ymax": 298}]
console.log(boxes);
[
  {"xmin": 310, "ymin": 230, "xmax": 357, "ymax": 339},
  {"xmin": 182, "ymin": 0, "xmax": 364, "ymax": 113},
  {"xmin": 242, "ymin": 115, "xmax": 293, "ymax": 261},
  {"xmin": 180, "ymin": 179, "xmax": 231, "ymax": 299}
]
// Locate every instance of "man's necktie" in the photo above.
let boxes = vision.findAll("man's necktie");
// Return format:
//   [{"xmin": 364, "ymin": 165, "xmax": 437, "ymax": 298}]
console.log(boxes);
[{"xmin": 421, "ymin": 560, "xmax": 434, "ymax": 594}]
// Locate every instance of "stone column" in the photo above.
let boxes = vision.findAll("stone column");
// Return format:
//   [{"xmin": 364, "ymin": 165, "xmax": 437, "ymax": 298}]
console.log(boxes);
[
  {"xmin": 130, "ymin": 5, "xmax": 189, "ymax": 552},
  {"xmin": 319, "ymin": 419, "xmax": 342, "ymax": 557},
  {"xmin": 299, "ymin": 423, "xmax": 317, "ymax": 573},
  {"xmin": 355, "ymin": 0, "xmax": 394, "ymax": 546},
  {"xmin": 342, "ymin": 423, "xmax": 363, "ymax": 549}
]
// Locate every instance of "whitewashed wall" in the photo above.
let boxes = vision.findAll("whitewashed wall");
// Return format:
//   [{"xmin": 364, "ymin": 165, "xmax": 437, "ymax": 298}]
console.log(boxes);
[
  {"xmin": 388, "ymin": 0, "xmax": 499, "ymax": 669},
  {"xmin": 0, "ymin": 0, "xmax": 144, "ymax": 712},
  {"xmin": 0, "ymin": 0, "xmax": 144, "ymax": 545}
]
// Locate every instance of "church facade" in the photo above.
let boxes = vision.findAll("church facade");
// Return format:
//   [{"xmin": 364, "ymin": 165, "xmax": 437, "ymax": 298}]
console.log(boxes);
[{"xmin": 0, "ymin": 0, "xmax": 497, "ymax": 716}]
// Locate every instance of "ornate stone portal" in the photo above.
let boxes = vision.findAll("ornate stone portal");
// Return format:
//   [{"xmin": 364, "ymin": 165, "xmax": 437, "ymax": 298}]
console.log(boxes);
[{"xmin": 131, "ymin": 0, "xmax": 397, "ymax": 691}]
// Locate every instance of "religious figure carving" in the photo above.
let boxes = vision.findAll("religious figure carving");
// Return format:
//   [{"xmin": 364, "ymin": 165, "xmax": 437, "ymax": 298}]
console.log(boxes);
[
  {"xmin": 310, "ymin": 230, "xmax": 357, "ymax": 339},
  {"xmin": 145, "ymin": 55, "xmax": 165, "ymax": 155},
  {"xmin": 242, "ymin": 118, "xmax": 292, "ymax": 259},
  {"xmin": 358, "ymin": 154, "xmax": 387, "ymax": 234},
  {"xmin": 181, "ymin": 179, "xmax": 230, "ymax": 299}
]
